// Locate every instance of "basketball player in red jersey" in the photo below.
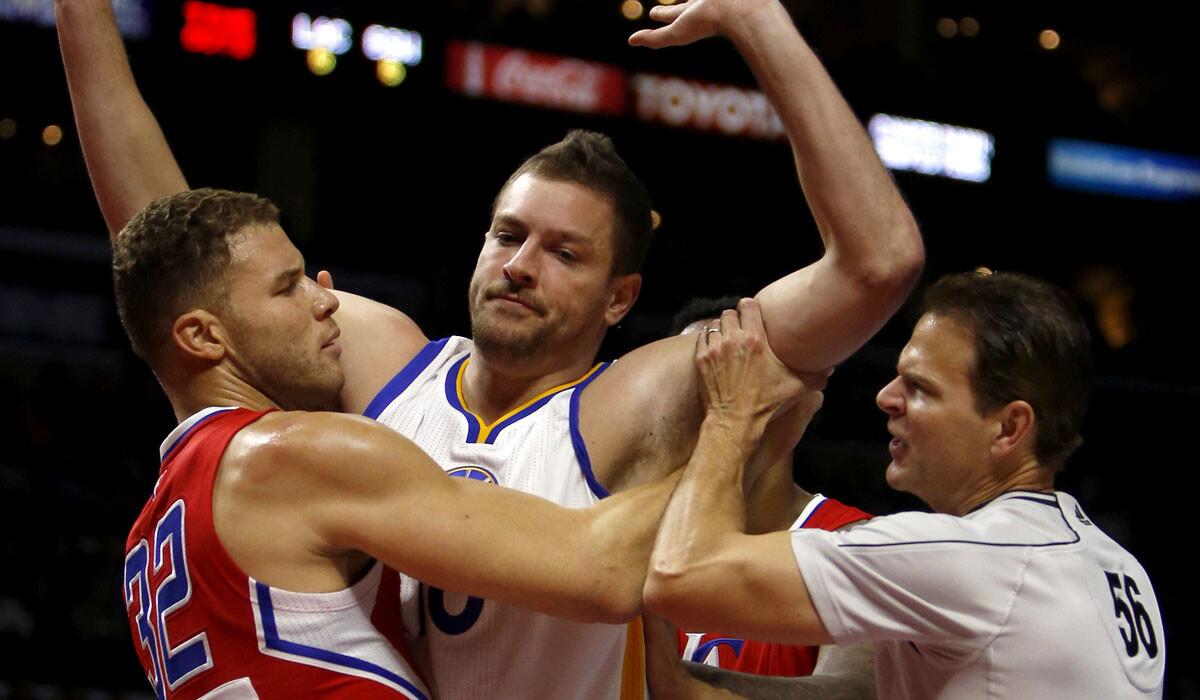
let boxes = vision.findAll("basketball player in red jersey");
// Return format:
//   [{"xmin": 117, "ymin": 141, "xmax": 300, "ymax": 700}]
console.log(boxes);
[{"xmin": 116, "ymin": 188, "xmax": 815, "ymax": 698}]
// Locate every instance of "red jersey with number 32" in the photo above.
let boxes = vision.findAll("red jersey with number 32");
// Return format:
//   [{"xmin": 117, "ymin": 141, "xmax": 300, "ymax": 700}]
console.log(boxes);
[
  {"xmin": 677, "ymin": 495, "xmax": 871, "ymax": 677},
  {"xmin": 122, "ymin": 407, "xmax": 430, "ymax": 699}
]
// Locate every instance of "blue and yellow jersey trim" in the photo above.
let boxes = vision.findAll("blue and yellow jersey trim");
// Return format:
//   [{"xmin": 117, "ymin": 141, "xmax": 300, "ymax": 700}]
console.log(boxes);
[{"xmin": 443, "ymin": 356, "xmax": 609, "ymax": 444}]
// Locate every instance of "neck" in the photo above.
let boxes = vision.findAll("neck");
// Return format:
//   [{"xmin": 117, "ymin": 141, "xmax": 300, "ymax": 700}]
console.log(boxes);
[
  {"xmin": 952, "ymin": 455, "xmax": 1054, "ymax": 516},
  {"xmin": 746, "ymin": 458, "xmax": 811, "ymax": 534},
  {"xmin": 462, "ymin": 349, "xmax": 597, "ymax": 423},
  {"xmin": 163, "ymin": 365, "xmax": 279, "ymax": 423}
]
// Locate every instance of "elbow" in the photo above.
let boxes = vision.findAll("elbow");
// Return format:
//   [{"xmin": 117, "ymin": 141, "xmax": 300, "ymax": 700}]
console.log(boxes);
[
  {"xmin": 894, "ymin": 219, "xmax": 926, "ymax": 287},
  {"xmin": 855, "ymin": 217, "xmax": 924, "ymax": 299},
  {"xmin": 586, "ymin": 576, "xmax": 643, "ymax": 625},
  {"xmin": 642, "ymin": 560, "xmax": 706, "ymax": 629}
]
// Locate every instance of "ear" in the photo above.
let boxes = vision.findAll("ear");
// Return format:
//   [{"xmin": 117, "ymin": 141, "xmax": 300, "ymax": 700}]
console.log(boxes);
[
  {"xmin": 171, "ymin": 310, "xmax": 229, "ymax": 363},
  {"xmin": 991, "ymin": 400, "xmax": 1035, "ymax": 458},
  {"xmin": 603, "ymin": 273, "xmax": 642, "ymax": 326}
]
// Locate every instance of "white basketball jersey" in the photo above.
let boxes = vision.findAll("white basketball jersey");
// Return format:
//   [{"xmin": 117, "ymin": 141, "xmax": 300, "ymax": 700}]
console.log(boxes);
[
  {"xmin": 792, "ymin": 491, "xmax": 1165, "ymax": 698},
  {"xmin": 365, "ymin": 337, "xmax": 647, "ymax": 700}
]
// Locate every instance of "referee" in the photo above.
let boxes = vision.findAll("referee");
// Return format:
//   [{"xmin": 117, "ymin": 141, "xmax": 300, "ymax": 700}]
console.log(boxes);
[{"xmin": 646, "ymin": 273, "xmax": 1165, "ymax": 698}]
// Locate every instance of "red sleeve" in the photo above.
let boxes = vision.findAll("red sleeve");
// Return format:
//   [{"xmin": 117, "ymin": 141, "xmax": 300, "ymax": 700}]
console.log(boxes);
[{"xmin": 801, "ymin": 497, "xmax": 871, "ymax": 532}]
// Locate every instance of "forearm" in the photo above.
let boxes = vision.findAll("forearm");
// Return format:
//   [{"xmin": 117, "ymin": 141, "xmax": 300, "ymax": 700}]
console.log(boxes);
[
  {"xmin": 56, "ymin": 0, "xmax": 188, "ymax": 237},
  {"xmin": 653, "ymin": 415, "xmax": 759, "ymax": 571},
  {"xmin": 731, "ymin": 2, "xmax": 919, "ymax": 268},
  {"xmin": 645, "ymin": 415, "xmax": 761, "ymax": 620},
  {"xmin": 729, "ymin": 3, "xmax": 922, "ymax": 370},
  {"xmin": 685, "ymin": 657, "xmax": 874, "ymax": 700},
  {"xmin": 587, "ymin": 471, "xmax": 685, "ymax": 618}
]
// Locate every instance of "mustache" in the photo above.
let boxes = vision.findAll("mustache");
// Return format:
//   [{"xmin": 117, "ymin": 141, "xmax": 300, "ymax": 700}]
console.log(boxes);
[{"xmin": 482, "ymin": 281, "xmax": 545, "ymax": 314}]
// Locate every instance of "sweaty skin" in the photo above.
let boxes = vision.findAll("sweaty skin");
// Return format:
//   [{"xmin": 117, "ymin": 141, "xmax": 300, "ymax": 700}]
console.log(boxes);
[{"xmin": 56, "ymin": 0, "xmax": 923, "ymax": 500}]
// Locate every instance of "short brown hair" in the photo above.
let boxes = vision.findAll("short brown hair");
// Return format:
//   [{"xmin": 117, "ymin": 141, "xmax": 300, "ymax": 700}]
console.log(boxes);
[
  {"xmin": 923, "ymin": 270, "xmax": 1094, "ymax": 469},
  {"xmin": 496, "ymin": 130, "xmax": 653, "ymax": 275},
  {"xmin": 113, "ymin": 188, "xmax": 280, "ymax": 363}
]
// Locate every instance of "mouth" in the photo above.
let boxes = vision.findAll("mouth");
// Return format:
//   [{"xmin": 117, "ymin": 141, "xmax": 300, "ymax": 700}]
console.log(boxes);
[
  {"xmin": 321, "ymin": 327, "xmax": 342, "ymax": 354},
  {"xmin": 887, "ymin": 433, "xmax": 908, "ymax": 462},
  {"xmin": 491, "ymin": 293, "xmax": 541, "ymax": 314}
]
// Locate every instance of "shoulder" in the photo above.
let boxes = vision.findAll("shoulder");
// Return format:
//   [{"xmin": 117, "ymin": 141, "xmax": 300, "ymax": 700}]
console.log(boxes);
[
  {"xmin": 223, "ymin": 411, "xmax": 406, "ymax": 491},
  {"xmin": 587, "ymin": 334, "xmax": 698, "ymax": 401},
  {"xmin": 331, "ymin": 290, "xmax": 429, "ymax": 413},
  {"xmin": 580, "ymin": 335, "xmax": 705, "ymax": 489}
]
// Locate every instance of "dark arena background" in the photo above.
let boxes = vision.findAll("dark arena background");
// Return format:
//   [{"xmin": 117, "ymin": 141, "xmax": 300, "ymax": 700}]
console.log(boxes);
[{"xmin": 2, "ymin": 0, "xmax": 1196, "ymax": 696}]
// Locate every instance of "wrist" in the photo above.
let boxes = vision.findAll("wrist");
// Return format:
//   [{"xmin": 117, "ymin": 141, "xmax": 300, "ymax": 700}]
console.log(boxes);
[
  {"xmin": 727, "ymin": 0, "xmax": 790, "ymax": 48},
  {"xmin": 700, "ymin": 411, "xmax": 767, "ymax": 454}
]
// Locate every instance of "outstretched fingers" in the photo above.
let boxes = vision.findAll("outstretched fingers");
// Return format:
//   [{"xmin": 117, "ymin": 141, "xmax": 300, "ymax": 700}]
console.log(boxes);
[
  {"xmin": 629, "ymin": 1, "xmax": 698, "ymax": 48},
  {"xmin": 648, "ymin": 2, "xmax": 690, "ymax": 23}
]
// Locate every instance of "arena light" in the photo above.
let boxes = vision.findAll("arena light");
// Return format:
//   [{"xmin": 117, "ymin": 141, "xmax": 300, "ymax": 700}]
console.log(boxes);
[
  {"xmin": 42, "ymin": 124, "xmax": 63, "ymax": 146},
  {"xmin": 0, "ymin": 0, "xmax": 150, "ymax": 39},
  {"xmin": 362, "ymin": 24, "xmax": 422, "ymax": 66},
  {"xmin": 180, "ymin": 1, "xmax": 256, "ymax": 60},
  {"xmin": 292, "ymin": 13, "xmax": 352, "ymax": 55},
  {"xmin": 621, "ymin": 0, "xmax": 644, "ymax": 20},
  {"xmin": 306, "ymin": 48, "xmax": 337, "ymax": 76},
  {"xmin": 376, "ymin": 60, "xmax": 407, "ymax": 87},
  {"xmin": 868, "ymin": 113, "xmax": 995, "ymax": 183},
  {"xmin": 1048, "ymin": 138, "xmax": 1200, "ymax": 201}
]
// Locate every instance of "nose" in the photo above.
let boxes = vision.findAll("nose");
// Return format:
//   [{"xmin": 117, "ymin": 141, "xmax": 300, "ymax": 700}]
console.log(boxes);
[
  {"xmin": 502, "ymin": 241, "xmax": 538, "ymax": 289},
  {"xmin": 309, "ymin": 277, "xmax": 340, "ymax": 319},
  {"xmin": 876, "ymin": 377, "xmax": 903, "ymax": 416}
]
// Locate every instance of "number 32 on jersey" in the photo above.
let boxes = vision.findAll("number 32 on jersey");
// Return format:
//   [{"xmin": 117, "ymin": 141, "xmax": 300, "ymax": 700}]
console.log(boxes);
[{"xmin": 124, "ymin": 500, "xmax": 212, "ymax": 698}]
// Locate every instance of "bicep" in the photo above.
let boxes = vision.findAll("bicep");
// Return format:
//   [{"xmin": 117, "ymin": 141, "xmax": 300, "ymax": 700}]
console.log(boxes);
[
  {"xmin": 331, "ymin": 290, "xmax": 428, "ymax": 414},
  {"xmin": 755, "ymin": 258, "xmax": 910, "ymax": 373},
  {"xmin": 582, "ymin": 335, "xmax": 705, "ymax": 490},
  {"xmin": 313, "ymin": 423, "xmax": 615, "ymax": 621}
]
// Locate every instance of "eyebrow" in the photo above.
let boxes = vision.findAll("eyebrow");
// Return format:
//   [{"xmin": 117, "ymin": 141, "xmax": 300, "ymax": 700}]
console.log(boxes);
[
  {"xmin": 273, "ymin": 264, "xmax": 304, "ymax": 286},
  {"xmin": 492, "ymin": 214, "xmax": 594, "ymax": 248}
]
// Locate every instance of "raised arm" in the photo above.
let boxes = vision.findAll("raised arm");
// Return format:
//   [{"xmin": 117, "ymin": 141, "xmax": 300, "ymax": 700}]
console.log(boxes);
[
  {"xmin": 238, "ymin": 411, "xmax": 679, "ymax": 624},
  {"xmin": 55, "ymin": 0, "xmax": 188, "ymax": 236},
  {"xmin": 631, "ymin": 0, "xmax": 924, "ymax": 372},
  {"xmin": 56, "ymin": 2, "xmax": 426, "ymax": 409},
  {"xmin": 643, "ymin": 300, "xmax": 831, "ymax": 645}
]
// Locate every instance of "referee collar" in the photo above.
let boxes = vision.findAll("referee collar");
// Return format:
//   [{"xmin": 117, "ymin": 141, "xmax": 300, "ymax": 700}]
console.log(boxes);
[{"xmin": 966, "ymin": 489, "xmax": 1058, "ymax": 515}]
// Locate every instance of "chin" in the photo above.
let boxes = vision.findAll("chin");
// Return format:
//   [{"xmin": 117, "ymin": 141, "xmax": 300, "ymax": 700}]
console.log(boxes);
[{"xmin": 884, "ymin": 461, "xmax": 910, "ymax": 493}]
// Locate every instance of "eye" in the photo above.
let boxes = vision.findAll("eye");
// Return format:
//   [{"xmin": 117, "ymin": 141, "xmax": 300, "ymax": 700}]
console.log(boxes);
[
  {"xmin": 556, "ymin": 249, "xmax": 576, "ymax": 262},
  {"xmin": 494, "ymin": 231, "xmax": 518, "ymax": 244}
]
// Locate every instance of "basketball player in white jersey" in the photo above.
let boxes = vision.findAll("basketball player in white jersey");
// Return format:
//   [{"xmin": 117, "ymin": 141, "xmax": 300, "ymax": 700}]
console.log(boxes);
[
  {"xmin": 57, "ymin": 0, "xmax": 923, "ymax": 696},
  {"xmin": 646, "ymin": 277, "xmax": 1166, "ymax": 698},
  {"xmin": 113, "ymin": 187, "xmax": 806, "ymax": 698}
]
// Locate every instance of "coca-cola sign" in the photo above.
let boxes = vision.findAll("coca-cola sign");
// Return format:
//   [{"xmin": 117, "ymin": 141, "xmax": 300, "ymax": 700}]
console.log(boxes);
[{"xmin": 446, "ymin": 40, "xmax": 627, "ymax": 116}]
